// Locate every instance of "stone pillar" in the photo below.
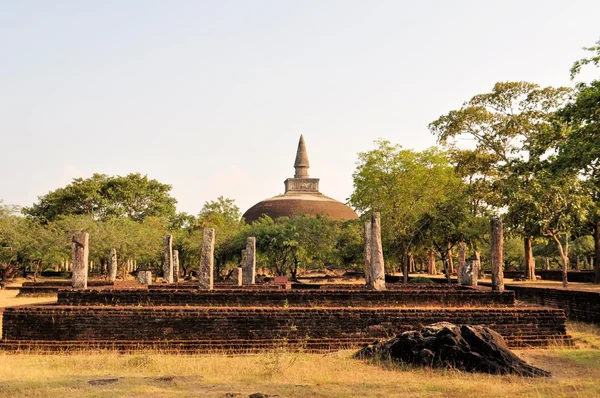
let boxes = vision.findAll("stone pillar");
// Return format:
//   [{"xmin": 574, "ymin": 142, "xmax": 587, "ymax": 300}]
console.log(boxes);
[
  {"xmin": 490, "ymin": 217, "xmax": 504, "ymax": 292},
  {"xmin": 71, "ymin": 232, "xmax": 89, "ymax": 289},
  {"xmin": 163, "ymin": 234, "xmax": 174, "ymax": 283},
  {"xmin": 232, "ymin": 267, "xmax": 243, "ymax": 286},
  {"xmin": 462, "ymin": 259, "xmax": 479, "ymax": 286},
  {"xmin": 172, "ymin": 250, "xmax": 180, "ymax": 283},
  {"xmin": 369, "ymin": 212, "xmax": 386, "ymax": 291},
  {"xmin": 457, "ymin": 242, "xmax": 466, "ymax": 284},
  {"xmin": 363, "ymin": 219, "xmax": 372, "ymax": 286},
  {"xmin": 244, "ymin": 237, "xmax": 256, "ymax": 285},
  {"xmin": 109, "ymin": 248, "xmax": 118, "ymax": 282},
  {"xmin": 199, "ymin": 228, "xmax": 215, "ymax": 290},
  {"xmin": 137, "ymin": 270, "xmax": 152, "ymax": 285},
  {"xmin": 61, "ymin": 258, "xmax": 65, "ymax": 271}
]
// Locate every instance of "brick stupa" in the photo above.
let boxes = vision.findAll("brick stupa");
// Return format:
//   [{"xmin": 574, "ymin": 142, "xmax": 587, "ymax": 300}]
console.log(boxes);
[{"xmin": 242, "ymin": 135, "xmax": 358, "ymax": 224}]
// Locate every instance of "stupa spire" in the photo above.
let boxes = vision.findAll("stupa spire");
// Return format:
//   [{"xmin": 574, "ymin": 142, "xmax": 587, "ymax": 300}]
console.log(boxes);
[{"xmin": 294, "ymin": 135, "xmax": 310, "ymax": 178}]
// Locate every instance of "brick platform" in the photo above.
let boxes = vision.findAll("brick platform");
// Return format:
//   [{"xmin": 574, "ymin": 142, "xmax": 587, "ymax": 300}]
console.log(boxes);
[
  {"xmin": 1, "ymin": 306, "xmax": 568, "ymax": 351},
  {"xmin": 58, "ymin": 288, "xmax": 515, "ymax": 308}
]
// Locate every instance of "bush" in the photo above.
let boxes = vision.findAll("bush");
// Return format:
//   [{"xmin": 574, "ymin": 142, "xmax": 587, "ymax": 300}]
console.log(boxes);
[{"xmin": 408, "ymin": 276, "xmax": 435, "ymax": 284}]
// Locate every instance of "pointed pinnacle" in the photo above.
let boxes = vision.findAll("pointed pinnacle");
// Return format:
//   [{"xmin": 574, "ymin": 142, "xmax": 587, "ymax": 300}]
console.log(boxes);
[{"xmin": 294, "ymin": 135, "xmax": 310, "ymax": 169}]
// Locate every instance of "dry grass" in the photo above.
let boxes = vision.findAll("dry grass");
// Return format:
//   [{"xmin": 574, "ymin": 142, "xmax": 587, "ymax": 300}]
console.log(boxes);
[
  {"xmin": 1, "ymin": 283, "xmax": 600, "ymax": 397},
  {"xmin": 1, "ymin": 327, "xmax": 600, "ymax": 398}
]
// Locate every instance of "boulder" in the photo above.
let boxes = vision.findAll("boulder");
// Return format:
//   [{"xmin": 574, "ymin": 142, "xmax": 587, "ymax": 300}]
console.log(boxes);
[{"xmin": 355, "ymin": 322, "xmax": 550, "ymax": 377}]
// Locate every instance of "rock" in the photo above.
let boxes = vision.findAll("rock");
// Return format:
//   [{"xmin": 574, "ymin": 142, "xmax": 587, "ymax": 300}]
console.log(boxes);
[{"xmin": 354, "ymin": 322, "xmax": 550, "ymax": 377}]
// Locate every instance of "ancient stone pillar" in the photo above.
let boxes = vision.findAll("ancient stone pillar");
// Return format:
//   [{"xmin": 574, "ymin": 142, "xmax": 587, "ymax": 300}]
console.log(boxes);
[
  {"xmin": 232, "ymin": 267, "xmax": 243, "ymax": 286},
  {"xmin": 490, "ymin": 217, "xmax": 504, "ymax": 292},
  {"xmin": 363, "ymin": 219, "xmax": 372, "ymax": 286},
  {"xmin": 199, "ymin": 228, "xmax": 215, "ymax": 290},
  {"xmin": 60, "ymin": 259, "xmax": 65, "ymax": 271},
  {"xmin": 137, "ymin": 270, "xmax": 152, "ymax": 285},
  {"xmin": 163, "ymin": 234, "xmax": 174, "ymax": 283},
  {"xmin": 457, "ymin": 242, "xmax": 467, "ymax": 285},
  {"xmin": 369, "ymin": 212, "xmax": 386, "ymax": 291},
  {"xmin": 172, "ymin": 249, "xmax": 180, "ymax": 283},
  {"xmin": 244, "ymin": 237, "xmax": 256, "ymax": 285},
  {"xmin": 71, "ymin": 232, "xmax": 89, "ymax": 289},
  {"xmin": 462, "ymin": 259, "xmax": 479, "ymax": 286},
  {"xmin": 109, "ymin": 248, "xmax": 118, "ymax": 282}
]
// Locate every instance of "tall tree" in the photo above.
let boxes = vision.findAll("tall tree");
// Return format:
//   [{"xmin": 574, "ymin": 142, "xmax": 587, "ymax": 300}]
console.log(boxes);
[
  {"xmin": 557, "ymin": 39, "xmax": 600, "ymax": 282},
  {"xmin": 23, "ymin": 173, "xmax": 177, "ymax": 223},
  {"xmin": 349, "ymin": 140, "xmax": 465, "ymax": 281},
  {"xmin": 429, "ymin": 81, "xmax": 571, "ymax": 280}
]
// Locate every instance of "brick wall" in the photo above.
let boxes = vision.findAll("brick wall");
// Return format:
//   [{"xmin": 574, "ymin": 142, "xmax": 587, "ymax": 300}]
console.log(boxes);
[
  {"xmin": 1, "ymin": 306, "xmax": 567, "ymax": 348},
  {"xmin": 508, "ymin": 286, "xmax": 600, "ymax": 324},
  {"xmin": 57, "ymin": 288, "xmax": 515, "ymax": 308}
]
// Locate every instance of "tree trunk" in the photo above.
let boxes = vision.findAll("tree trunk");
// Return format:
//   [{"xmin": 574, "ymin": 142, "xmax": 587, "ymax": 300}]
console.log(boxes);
[
  {"xmin": 524, "ymin": 236, "xmax": 536, "ymax": 281},
  {"xmin": 595, "ymin": 218, "xmax": 600, "ymax": 284},
  {"xmin": 402, "ymin": 252, "xmax": 409, "ymax": 284},
  {"xmin": 550, "ymin": 232, "xmax": 569, "ymax": 288},
  {"xmin": 427, "ymin": 249, "xmax": 436, "ymax": 275},
  {"xmin": 575, "ymin": 255, "xmax": 580, "ymax": 271},
  {"xmin": 490, "ymin": 217, "xmax": 504, "ymax": 292},
  {"xmin": 447, "ymin": 243, "xmax": 454, "ymax": 274}
]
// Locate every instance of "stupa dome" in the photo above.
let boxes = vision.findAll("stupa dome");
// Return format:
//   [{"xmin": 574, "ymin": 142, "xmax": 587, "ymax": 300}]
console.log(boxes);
[{"xmin": 243, "ymin": 135, "xmax": 359, "ymax": 224}]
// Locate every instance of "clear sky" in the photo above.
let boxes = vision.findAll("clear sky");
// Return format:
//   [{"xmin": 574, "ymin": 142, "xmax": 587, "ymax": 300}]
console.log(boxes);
[{"xmin": 1, "ymin": 0, "xmax": 599, "ymax": 215}]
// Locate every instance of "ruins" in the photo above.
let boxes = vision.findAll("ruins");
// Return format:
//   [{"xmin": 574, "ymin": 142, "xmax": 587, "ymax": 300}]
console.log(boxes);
[{"xmin": 0, "ymin": 226, "xmax": 573, "ymax": 353}]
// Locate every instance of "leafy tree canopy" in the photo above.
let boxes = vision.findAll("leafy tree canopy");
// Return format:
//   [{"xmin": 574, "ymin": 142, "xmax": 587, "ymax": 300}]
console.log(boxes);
[{"xmin": 23, "ymin": 173, "xmax": 177, "ymax": 223}]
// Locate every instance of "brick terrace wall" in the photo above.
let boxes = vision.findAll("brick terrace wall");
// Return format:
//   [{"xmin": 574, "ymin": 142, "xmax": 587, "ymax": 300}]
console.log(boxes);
[
  {"xmin": 148, "ymin": 283, "xmax": 290, "ymax": 291},
  {"xmin": 22, "ymin": 281, "xmax": 114, "ymax": 287},
  {"xmin": 1, "ymin": 306, "xmax": 566, "ymax": 348},
  {"xmin": 501, "ymin": 270, "xmax": 595, "ymax": 282},
  {"xmin": 58, "ymin": 288, "xmax": 515, "ymax": 308},
  {"xmin": 507, "ymin": 285, "xmax": 600, "ymax": 324}
]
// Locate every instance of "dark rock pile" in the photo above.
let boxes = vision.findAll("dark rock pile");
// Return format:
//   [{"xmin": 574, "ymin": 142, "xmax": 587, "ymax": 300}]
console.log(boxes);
[{"xmin": 355, "ymin": 322, "xmax": 550, "ymax": 377}]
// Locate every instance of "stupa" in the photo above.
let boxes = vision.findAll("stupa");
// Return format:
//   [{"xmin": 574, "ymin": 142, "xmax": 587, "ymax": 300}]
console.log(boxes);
[{"xmin": 242, "ymin": 135, "xmax": 359, "ymax": 223}]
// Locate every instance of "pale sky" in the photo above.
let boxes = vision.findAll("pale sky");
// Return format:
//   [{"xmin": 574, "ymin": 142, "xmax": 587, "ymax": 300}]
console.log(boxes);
[{"xmin": 1, "ymin": 1, "xmax": 599, "ymax": 215}]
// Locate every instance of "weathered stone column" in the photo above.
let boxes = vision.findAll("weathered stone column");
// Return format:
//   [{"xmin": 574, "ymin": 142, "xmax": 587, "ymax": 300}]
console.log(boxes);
[
  {"xmin": 244, "ymin": 237, "xmax": 256, "ymax": 285},
  {"xmin": 457, "ymin": 242, "xmax": 466, "ymax": 285},
  {"xmin": 163, "ymin": 234, "xmax": 173, "ymax": 283},
  {"xmin": 369, "ymin": 212, "xmax": 386, "ymax": 290},
  {"xmin": 71, "ymin": 232, "xmax": 89, "ymax": 289},
  {"xmin": 462, "ymin": 259, "xmax": 479, "ymax": 286},
  {"xmin": 172, "ymin": 249, "xmax": 180, "ymax": 283},
  {"xmin": 232, "ymin": 267, "xmax": 243, "ymax": 286},
  {"xmin": 108, "ymin": 248, "xmax": 118, "ymax": 282},
  {"xmin": 137, "ymin": 270, "xmax": 152, "ymax": 285},
  {"xmin": 490, "ymin": 217, "xmax": 504, "ymax": 292},
  {"xmin": 199, "ymin": 228, "xmax": 215, "ymax": 290},
  {"xmin": 363, "ymin": 219, "xmax": 372, "ymax": 286}
]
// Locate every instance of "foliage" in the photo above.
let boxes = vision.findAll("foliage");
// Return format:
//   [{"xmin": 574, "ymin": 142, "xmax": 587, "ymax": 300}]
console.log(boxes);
[
  {"xmin": 23, "ymin": 173, "xmax": 177, "ymax": 223},
  {"xmin": 349, "ymin": 140, "xmax": 467, "ymax": 267}
]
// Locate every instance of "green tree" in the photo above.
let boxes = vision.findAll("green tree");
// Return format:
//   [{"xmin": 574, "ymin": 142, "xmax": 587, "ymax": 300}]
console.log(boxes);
[
  {"xmin": 349, "ymin": 141, "xmax": 466, "ymax": 281},
  {"xmin": 23, "ymin": 173, "xmax": 177, "ymax": 223},
  {"xmin": 557, "ymin": 39, "xmax": 600, "ymax": 282},
  {"xmin": 429, "ymin": 81, "xmax": 572, "ymax": 281}
]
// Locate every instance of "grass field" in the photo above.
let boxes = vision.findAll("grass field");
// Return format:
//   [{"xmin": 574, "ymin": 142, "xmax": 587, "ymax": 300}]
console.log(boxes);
[
  {"xmin": 0, "ymin": 322, "xmax": 599, "ymax": 398},
  {"xmin": 1, "ymin": 283, "xmax": 600, "ymax": 397}
]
